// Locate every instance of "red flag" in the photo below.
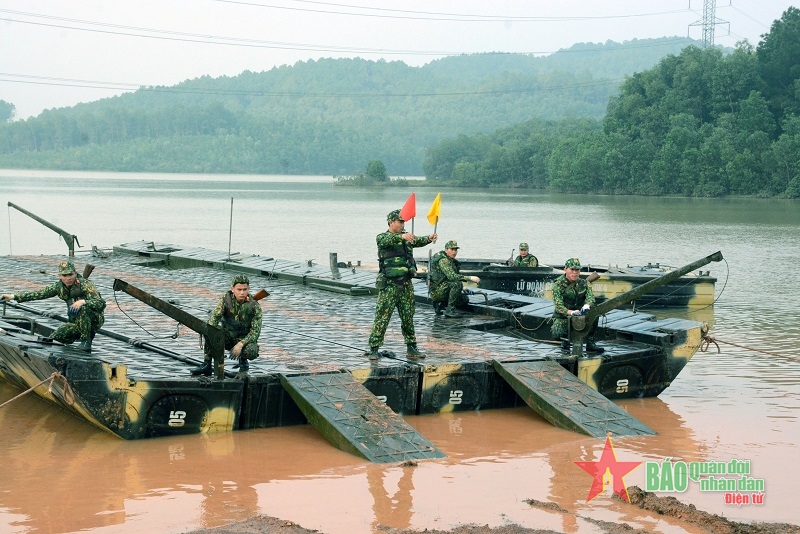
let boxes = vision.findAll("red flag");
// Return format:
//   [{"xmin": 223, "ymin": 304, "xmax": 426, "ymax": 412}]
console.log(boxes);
[{"xmin": 399, "ymin": 192, "xmax": 416, "ymax": 221}]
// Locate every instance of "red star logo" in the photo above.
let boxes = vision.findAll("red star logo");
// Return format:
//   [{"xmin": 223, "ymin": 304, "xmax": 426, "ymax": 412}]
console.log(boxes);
[{"xmin": 574, "ymin": 436, "xmax": 642, "ymax": 502}]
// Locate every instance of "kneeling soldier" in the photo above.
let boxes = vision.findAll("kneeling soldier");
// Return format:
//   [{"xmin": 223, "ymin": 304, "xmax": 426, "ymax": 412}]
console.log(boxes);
[
  {"xmin": 1, "ymin": 260, "xmax": 105, "ymax": 352},
  {"xmin": 191, "ymin": 274, "xmax": 262, "ymax": 376}
]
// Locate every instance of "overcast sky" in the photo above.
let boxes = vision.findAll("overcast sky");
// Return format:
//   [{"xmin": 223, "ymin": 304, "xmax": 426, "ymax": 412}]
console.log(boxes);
[{"xmin": 0, "ymin": 0, "xmax": 794, "ymax": 120}]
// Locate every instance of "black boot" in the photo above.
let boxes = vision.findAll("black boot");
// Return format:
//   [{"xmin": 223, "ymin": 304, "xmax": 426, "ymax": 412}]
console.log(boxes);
[
  {"xmin": 433, "ymin": 302, "xmax": 444, "ymax": 316},
  {"xmin": 560, "ymin": 339, "xmax": 571, "ymax": 353},
  {"xmin": 78, "ymin": 337, "xmax": 92, "ymax": 353},
  {"xmin": 443, "ymin": 306, "xmax": 463, "ymax": 318},
  {"xmin": 367, "ymin": 347, "xmax": 380, "ymax": 361},
  {"xmin": 586, "ymin": 340, "xmax": 605, "ymax": 354},
  {"xmin": 190, "ymin": 360, "xmax": 213, "ymax": 376},
  {"xmin": 406, "ymin": 344, "xmax": 425, "ymax": 359}
]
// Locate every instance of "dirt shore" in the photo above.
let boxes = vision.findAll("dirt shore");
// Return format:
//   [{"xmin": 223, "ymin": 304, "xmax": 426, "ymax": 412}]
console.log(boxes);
[{"xmin": 183, "ymin": 486, "xmax": 800, "ymax": 534}]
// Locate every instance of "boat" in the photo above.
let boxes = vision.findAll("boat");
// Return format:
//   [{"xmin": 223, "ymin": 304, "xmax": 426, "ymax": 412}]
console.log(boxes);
[
  {"xmin": 0, "ymin": 241, "xmax": 722, "ymax": 460},
  {"xmin": 415, "ymin": 256, "xmax": 717, "ymax": 308}
]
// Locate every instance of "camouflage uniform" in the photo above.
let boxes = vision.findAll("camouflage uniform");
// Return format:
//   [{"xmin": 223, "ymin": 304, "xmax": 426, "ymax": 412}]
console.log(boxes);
[
  {"xmin": 551, "ymin": 258, "xmax": 596, "ymax": 340},
  {"xmin": 206, "ymin": 286, "xmax": 263, "ymax": 361},
  {"xmin": 429, "ymin": 244, "xmax": 470, "ymax": 311},
  {"xmin": 368, "ymin": 212, "xmax": 434, "ymax": 350},
  {"xmin": 13, "ymin": 261, "xmax": 105, "ymax": 345},
  {"xmin": 512, "ymin": 242, "xmax": 538, "ymax": 267}
]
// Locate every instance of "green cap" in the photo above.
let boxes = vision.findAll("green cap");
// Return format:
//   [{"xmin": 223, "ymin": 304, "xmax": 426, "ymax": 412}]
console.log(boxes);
[
  {"xmin": 445, "ymin": 240, "xmax": 459, "ymax": 249},
  {"xmin": 58, "ymin": 260, "xmax": 76, "ymax": 275},
  {"xmin": 564, "ymin": 258, "xmax": 581, "ymax": 269},
  {"xmin": 519, "ymin": 242, "xmax": 529, "ymax": 250},
  {"xmin": 231, "ymin": 274, "xmax": 250, "ymax": 286},
  {"xmin": 387, "ymin": 209, "xmax": 404, "ymax": 223}
]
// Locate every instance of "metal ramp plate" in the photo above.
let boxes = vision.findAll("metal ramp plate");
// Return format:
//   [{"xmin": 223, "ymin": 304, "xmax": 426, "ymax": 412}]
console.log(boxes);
[
  {"xmin": 279, "ymin": 372, "xmax": 446, "ymax": 463},
  {"xmin": 492, "ymin": 360, "xmax": 654, "ymax": 438}
]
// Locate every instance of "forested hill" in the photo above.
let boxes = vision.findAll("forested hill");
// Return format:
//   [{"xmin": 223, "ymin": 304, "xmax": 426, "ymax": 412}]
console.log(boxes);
[{"xmin": 0, "ymin": 37, "xmax": 697, "ymax": 175}]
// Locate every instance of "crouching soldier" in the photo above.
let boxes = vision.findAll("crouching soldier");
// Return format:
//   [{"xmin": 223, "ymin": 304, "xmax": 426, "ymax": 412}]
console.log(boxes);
[
  {"xmin": 1, "ymin": 259, "xmax": 105, "ymax": 352},
  {"xmin": 429, "ymin": 240, "xmax": 480, "ymax": 318},
  {"xmin": 191, "ymin": 274, "xmax": 262, "ymax": 376}
]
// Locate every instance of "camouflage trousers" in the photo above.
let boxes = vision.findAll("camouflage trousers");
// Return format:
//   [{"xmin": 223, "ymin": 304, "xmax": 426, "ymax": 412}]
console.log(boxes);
[
  {"xmin": 551, "ymin": 316, "xmax": 599, "ymax": 341},
  {"xmin": 203, "ymin": 331, "xmax": 259, "ymax": 362},
  {"xmin": 368, "ymin": 279, "xmax": 416, "ymax": 348},
  {"xmin": 52, "ymin": 308, "xmax": 104, "ymax": 344},
  {"xmin": 429, "ymin": 280, "xmax": 467, "ymax": 309}
]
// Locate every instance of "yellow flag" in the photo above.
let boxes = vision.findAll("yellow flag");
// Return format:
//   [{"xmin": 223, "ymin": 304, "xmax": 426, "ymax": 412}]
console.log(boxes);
[{"xmin": 427, "ymin": 193, "xmax": 441, "ymax": 225}]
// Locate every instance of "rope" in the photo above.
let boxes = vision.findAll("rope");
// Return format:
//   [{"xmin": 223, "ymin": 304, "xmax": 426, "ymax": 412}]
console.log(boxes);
[
  {"xmin": 702, "ymin": 335, "xmax": 799, "ymax": 361},
  {"xmin": 112, "ymin": 290, "xmax": 179, "ymax": 339},
  {"xmin": 0, "ymin": 371, "xmax": 75, "ymax": 409}
]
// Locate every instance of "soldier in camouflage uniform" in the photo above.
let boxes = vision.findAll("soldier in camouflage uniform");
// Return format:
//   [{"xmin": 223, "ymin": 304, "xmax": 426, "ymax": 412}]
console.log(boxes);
[
  {"xmin": 367, "ymin": 209, "xmax": 437, "ymax": 360},
  {"xmin": 429, "ymin": 240, "xmax": 480, "ymax": 318},
  {"xmin": 512, "ymin": 242, "xmax": 539, "ymax": 267},
  {"xmin": 551, "ymin": 258, "xmax": 604, "ymax": 354},
  {"xmin": 1, "ymin": 259, "xmax": 105, "ymax": 352},
  {"xmin": 191, "ymin": 274, "xmax": 263, "ymax": 376}
]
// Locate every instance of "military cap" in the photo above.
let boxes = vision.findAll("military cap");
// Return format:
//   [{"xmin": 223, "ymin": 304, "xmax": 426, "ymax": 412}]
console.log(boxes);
[
  {"xmin": 445, "ymin": 240, "xmax": 459, "ymax": 249},
  {"xmin": 519, "ymin": 242, "xmax": 529, "ymax": 250},
  {"xmin": 58, "ymin": 260, "xmax": 76, "ymax": 275},
  {"xmin": 387, "ymin": 209, "xmax": 404, "ymax": 223},
  {"xmin": 231, "ymin": 274, "xmax": 250, "ymax": 286},
  {"xmin": 564, "ymin": 258, "xmax": 581, "ymax": 269}
]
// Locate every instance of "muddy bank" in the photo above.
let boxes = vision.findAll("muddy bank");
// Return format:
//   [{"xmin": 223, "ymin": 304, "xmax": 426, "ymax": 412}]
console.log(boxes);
[{"xmin": 183, "ymin": 486, "xmax": 800, "ymax": 534}]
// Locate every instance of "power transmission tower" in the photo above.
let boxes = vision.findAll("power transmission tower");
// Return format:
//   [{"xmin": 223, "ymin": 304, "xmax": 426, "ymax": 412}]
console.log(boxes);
[{"xmin": 688, "ymin": 0, "xmax": 730, "ymax": 48}]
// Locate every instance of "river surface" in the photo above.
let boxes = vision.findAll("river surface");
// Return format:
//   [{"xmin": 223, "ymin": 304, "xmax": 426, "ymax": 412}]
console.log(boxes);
[{"xmin": 0, "ymin": 170, "xmax": 799, "ymax": 533}]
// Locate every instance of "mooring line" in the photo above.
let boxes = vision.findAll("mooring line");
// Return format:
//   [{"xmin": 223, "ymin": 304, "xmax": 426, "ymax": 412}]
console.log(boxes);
[
  {"xmin": 702, "ymin": 335, "xmax": 798, "ymax": 361},
  {"xmin": 0, "ymin": 371, "xmax": 75, "ymax": 409}
]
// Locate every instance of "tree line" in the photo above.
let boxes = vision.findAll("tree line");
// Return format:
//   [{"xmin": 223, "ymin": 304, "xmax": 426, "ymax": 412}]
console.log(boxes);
[
  {"xmin": 424, "ymin": 8, "xmax": 800, "ymax": 198},
  {"xmin": 0, "ymin": 38, "xmax": 693, "ymax": 176}
]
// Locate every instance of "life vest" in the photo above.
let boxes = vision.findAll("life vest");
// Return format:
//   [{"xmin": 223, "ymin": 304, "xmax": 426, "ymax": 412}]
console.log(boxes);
[
  {"xmin": 378, "ymin": 240, "xmax": 415, "ymax": 280},
  {"xmin": 430, "ymin": 251, "xmax": 459, "ymax": 285},
  {"xmin": 222, "ymin": 292, "xmax": 259, "ymax": 337}
]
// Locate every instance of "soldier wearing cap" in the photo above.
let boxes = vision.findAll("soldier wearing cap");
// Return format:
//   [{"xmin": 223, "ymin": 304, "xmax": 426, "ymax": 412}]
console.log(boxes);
[
  {"xmin": 1, "ymin": 259, "xmax": 106, "ymax": 352},
  {"xmin": 367, "ymin": 209, "xmax": 437, "ymax": 360},
  {"xmin": 512, "ymin": 242, "xmax": 539, "ymax": 267},
  {"xmin": 429, "ymin": 240, "xmax": 480, "ymax": 318},
  {"xmin": 191, "ymin": 273, "xmax": 263, "ymax": 376},
  {"xmin": 551, "ymin": 258, "xmax": 604, "ymax": 354}
]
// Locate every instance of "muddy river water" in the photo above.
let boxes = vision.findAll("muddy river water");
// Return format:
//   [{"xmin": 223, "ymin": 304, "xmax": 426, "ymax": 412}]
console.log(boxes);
[{"xmin": 0, "ymin": 171, "xmax": 798, "ymax": 533}]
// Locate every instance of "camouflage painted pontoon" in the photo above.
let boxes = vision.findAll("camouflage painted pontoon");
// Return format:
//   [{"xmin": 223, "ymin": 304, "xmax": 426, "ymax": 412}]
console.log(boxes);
[{"xmin": 0, "ymin": 243, "xmax": 721, "ymax": 459}]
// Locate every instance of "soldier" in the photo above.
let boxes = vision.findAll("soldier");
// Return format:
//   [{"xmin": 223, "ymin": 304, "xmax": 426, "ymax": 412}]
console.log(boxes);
[
  {"xmin": 191, "ymin": 274, "xmax": 262, "ymax": 376},
  {"xmin": 512, "ymin": 242, "xmax": 539, "ymax": 267},
  {"xmin": 1, "ymin": 259, "xmax": 105, "ymax": 352},
  {"xmin": 429, "ymin": 240, "xmax": 480, "ymax": 318},
  {"xmin": 367, "ymin": 209, "xmax": 437, "ymax": 360},
  {"xmin": 551, "ymin": 258, "xmax": 604, "ymax": 354}
]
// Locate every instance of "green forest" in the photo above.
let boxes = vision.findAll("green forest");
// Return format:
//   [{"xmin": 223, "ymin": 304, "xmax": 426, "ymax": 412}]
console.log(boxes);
[
  {"xmin": 0, "ymin": 37, "xmax": 693, "ymax": 176},
  {"xmin": 425, "ymin": 8, "xmax": 800, "ymax": 198},
  {"xmin": 1, "ymin": 7, "xmax": 798, "ymax": 198}
]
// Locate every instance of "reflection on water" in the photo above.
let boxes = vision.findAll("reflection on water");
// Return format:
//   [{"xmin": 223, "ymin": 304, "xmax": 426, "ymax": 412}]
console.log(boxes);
[{"xmin": 1, "ymin": 171, "xmax": 799, "ymax": 532}]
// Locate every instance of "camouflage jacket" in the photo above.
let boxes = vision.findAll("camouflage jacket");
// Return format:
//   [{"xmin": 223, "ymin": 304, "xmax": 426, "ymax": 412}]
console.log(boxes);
[
  {"xmin": 552, "ymin": 275, "xmax": 594, "ymax": 318},
  {"xmin": 15, "ymin": 276, "xmax": 106, "ymax": 312},
  {"xmin": 376, "ymin": 231, "xmax": 432, "ymax": 280},
  {"xmin": 208, "ymin": 291, "xmax": 263, "ymax": 346},
  {"xmin": 512, "ymin": 254, "xmax": 539, "ymax": 267},
  {"xmin": 430, "ymin": 251, "xmax": 467, "ymax": 285}
]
